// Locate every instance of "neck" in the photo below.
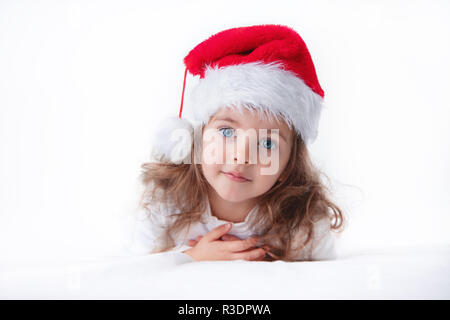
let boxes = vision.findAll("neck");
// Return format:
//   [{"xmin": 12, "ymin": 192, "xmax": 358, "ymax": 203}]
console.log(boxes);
[{"xmin": 207, "ymin": 187, "xmax": 257, "ymax": 223}]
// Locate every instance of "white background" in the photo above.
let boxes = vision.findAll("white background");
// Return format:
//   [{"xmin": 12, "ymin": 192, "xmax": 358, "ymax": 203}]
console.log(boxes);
[{"xmin": 0, "ymin": 0, "xmax": 449, "ymax": 262}]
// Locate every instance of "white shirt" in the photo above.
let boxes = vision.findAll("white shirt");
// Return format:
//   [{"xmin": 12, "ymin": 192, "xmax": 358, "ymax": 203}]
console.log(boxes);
[{"xmin": 127, "ymin": 193, "xmax": 338, "ymax": 263}]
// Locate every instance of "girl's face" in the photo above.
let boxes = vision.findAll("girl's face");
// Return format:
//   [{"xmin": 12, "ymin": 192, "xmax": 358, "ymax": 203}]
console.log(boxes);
[{"xmin": 201, "ymin": 106, "xmax": 293, "ymax": 203}]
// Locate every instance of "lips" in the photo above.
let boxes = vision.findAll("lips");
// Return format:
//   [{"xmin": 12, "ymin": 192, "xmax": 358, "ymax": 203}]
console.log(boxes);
[{"xmin": 221, "ymin": 171, "xmax": 251, "ymax": 182}]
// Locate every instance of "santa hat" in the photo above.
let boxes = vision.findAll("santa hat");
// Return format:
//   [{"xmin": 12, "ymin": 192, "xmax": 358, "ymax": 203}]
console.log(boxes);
[{"xmin": 151, "ymin": 24, "xmax": 325, "ymax": 164}]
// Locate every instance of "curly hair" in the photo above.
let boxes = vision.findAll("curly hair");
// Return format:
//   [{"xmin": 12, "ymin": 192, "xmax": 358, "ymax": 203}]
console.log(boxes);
[{"xmin": 138, "ymin": 123, "xmax": 345, "ymax": 261}]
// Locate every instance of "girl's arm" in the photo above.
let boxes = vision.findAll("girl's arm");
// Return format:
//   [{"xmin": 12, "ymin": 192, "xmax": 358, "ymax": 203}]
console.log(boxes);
[
  {"xmin": 127, "ymin": 204, "xmax": 195, "ymax": 264},
  {"xmin": 287, "ymin": 216, "xmax": 338, "ymax": 262},
  {"xmin": 309, "ymin": 217, "xmax": 338, "ymax": 261}
]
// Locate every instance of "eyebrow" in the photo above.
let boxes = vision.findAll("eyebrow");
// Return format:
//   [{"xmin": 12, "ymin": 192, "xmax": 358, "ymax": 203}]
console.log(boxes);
[
  {"xmin": 268, "ymin": 129, "xmax": 288, "ymax": 143},
  {"xmin": 211, "ymin": 116, "xmax": 240, "ymax": 125},
  {"xmin": 212, "ymin": 116, "xmax": 288, "ymax": 142}
]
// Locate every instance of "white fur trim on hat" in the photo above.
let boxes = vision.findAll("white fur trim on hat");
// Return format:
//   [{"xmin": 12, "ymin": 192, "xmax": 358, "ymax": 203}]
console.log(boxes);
[{"xmin": 184, "ymin": 61, "xmax": 324, "ymax": 144}]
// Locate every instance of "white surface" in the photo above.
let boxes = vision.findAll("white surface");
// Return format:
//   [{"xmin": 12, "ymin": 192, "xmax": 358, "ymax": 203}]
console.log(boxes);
[
  {"xmin": 1, "ymin": 0, "xmax": 450, "ymax": 299},
  {"xmin": 1, "ymin": 245, "xmax": 449, "ymax": 299}
]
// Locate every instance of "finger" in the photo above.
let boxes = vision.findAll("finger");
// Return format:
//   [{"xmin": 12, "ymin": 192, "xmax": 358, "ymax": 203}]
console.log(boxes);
[
  {"xmin": 252, "ymin": 251, "xmax": 268, "ymax": 261},
  {"xmin": 221, "ymin": 234, "xmax": 241, "ymax": 241},
  {"xmin": 226, "ymin": 237, "xmax": 259, "ymax": 252},
  {"xmin": 187, "ymin": 236, "xmax": 203, "ymax": 247},
  {"xmin": 231, "ymin": 248, "xmax": 267, "ymax": 261},
  {"xmin": 203, "ymin": 223, "xmax": 232, "ymax": 242}
]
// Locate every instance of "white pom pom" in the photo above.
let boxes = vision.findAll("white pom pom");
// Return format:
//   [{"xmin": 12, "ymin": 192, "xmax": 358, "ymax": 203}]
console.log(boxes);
[{"xmin": 150, "ymin": 116, "xmax": 194, "ymax": 164}]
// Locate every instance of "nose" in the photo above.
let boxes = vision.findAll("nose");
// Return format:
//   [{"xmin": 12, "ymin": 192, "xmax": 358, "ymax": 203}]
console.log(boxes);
[
  {"xmin": 233, "ymin": 134, "xmax": 250, "ymax": 164},
  {"xmin": 234, "ymin": 157, "xmax": 249, "ymax": 164}
]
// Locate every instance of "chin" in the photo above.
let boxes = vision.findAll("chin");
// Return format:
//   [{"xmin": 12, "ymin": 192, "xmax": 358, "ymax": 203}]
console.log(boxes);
[{"xmin": 215, "ymin": 187, "xmax": 249, "ymax": 203}]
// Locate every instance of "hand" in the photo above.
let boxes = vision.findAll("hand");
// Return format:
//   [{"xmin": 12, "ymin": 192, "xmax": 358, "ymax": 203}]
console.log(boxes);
[
  {"xmin": 186, "ymin": 233, "xmax": 245, "ymax": 246},
  {"xmin": 182, "ymin": 223, "xmax": 267, "ymax": 261},
  {"xmin": 188, "ymin": 233, "xmax": 271, "ymax": 261}
]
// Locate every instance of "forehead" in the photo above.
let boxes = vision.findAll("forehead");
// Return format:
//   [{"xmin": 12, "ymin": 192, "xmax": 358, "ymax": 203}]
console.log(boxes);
[{"xmin": 209, "ymin": 106, "xmax": 292, "ymax": 140}]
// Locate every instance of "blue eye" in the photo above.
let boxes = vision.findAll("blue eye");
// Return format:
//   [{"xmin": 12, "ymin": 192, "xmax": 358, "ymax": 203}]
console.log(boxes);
[
  {"xmin": 260, "ymin": 139, "xmax": 276, "ymax": 150},
  {"xmin": 219, "ymin": 127, "xmax": 235, "ymax": 138}
]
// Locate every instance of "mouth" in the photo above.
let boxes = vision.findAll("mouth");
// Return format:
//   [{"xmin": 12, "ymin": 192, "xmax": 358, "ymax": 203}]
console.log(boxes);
[{"xmin": 221, "ymin": 171, "xmax": 251, "ymax": 182}]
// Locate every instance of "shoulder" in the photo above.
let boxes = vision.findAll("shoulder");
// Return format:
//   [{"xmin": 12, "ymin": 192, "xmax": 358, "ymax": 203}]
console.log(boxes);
[
  {"xmin": 132, "ymin": 185, "xmax": 180, "ymax": 240},
  {"xmin": 289, "ymin": 215, "xmax": 338, "ymax": 261},
  {"xmin": 135, "ymin": 198, "xmax": 182, "ymax": 230},
  {"xmin": 138, "ymin": 183, "xmax": 181, "ymax": 221},
  {"xmin": 129, "ymin": 200, "xmax": 178, "ymax": 255},
  {"xmin": 309, "ymin": 216, "xmax": 338, "ymax": 260}
]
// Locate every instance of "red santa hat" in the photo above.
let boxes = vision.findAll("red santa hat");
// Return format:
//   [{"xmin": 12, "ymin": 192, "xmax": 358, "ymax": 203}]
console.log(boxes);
[{"xmin": 151, "ymin": 24, "xmax": 325, "ymax": 163}]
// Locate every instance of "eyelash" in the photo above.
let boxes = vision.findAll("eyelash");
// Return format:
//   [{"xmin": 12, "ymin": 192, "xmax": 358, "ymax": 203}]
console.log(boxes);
[{"xmin": 218, "ymin": 127, "xmax": 278, "ymax": 150}]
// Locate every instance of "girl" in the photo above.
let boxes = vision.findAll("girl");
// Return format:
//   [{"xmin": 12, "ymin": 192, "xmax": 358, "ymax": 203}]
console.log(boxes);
[{"xmin": 129, "ymin": 24, "xmax": 345, "ymax": 262}]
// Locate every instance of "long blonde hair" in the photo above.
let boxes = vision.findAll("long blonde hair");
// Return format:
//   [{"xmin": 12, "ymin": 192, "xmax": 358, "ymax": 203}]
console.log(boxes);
[{"xmin": 139, "ymin": 125, "xmax": 345, "ymax": 261}]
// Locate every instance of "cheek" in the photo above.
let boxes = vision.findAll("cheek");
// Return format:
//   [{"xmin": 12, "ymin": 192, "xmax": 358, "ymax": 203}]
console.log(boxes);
[
  {"xmin": 256, "ymin": 146, "xmax": 290, "ymax": 177},
  {"xmin": 257, "ymin": 149, "xmax": 281, "ymax": 174},
  {"xmin": 202, "ymin": 134, "xmax": 226, "ymax": 164},
  {"xmin": 255, "ymin": 172, "xmax": 278, "ymax": 185},
  {"xmin": 250, "ymin": 171, "xmax": 280, "ymax": 195},
  {"xmin": 200, "ymin": 162, "xmax": 222, "ymax": 183}
]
